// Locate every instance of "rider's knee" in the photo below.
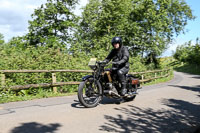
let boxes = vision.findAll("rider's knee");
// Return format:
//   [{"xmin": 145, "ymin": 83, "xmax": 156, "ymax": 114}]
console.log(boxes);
[{"xmin": 117, "ymin": 70, "xmax": 123, "ymax": 76}]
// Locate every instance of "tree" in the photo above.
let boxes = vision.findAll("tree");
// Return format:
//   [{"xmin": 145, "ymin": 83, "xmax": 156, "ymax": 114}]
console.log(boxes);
[
  {"xmin": 71, "ymin": 0, "xmax": 194, "ymax": 58},
  {"xmin": 72, "ymin": 0, "xmax": 134, "ymax": 56},
  {"xmin": 0, "ymin": 33, "xmax": 5, "ymax": 45},
  {"xmin": 173, "ymin": 38, "xmax": 200, "ymax": 66},
  {"xmin": 7, "ymin": 36, "xmax": 28, "ymax": 49},
  {"xmin": 27, "ymin": 0, "xmax": 78, "ymax": 48}
]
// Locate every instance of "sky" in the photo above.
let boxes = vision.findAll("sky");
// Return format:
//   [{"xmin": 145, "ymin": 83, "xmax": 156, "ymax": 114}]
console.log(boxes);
[
  {"xmin": 162, "ymin": 0, "xmax": 200, "ymax": 56},
  {"xmin": 0, "ymin": 0, "xmax": 88, "ymax": 42},
  {"xmin": 0, "ymin": 0, "xmax": 46, "ymax": 42},
  {"xmin": 0, "ymin": 0, "xmax": 199, "ymax": 57}
]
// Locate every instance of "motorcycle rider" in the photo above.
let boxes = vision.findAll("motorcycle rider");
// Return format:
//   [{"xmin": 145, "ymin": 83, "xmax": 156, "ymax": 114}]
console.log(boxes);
[{"xmin": 103, "ymin": 37, "xmax": 129, "ymax": 96}]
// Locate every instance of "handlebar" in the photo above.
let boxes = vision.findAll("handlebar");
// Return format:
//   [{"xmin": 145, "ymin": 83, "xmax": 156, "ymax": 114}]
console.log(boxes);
[
  {"xmin": 95, "ymin": 61, "xmax": 119, "ymax": 71},
  {"xmin": 97, "ymin": 61, "xmax": 113, "ymax": 66}
]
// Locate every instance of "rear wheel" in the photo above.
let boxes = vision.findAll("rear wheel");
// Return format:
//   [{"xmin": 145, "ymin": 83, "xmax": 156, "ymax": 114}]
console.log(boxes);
[
  {"xmin": 78, "ymin": 78, "xmax": 102, "ymax": 108},
  {"xmin": 123, "ymin": 77, "xmax": 138, "ymax": 101}
]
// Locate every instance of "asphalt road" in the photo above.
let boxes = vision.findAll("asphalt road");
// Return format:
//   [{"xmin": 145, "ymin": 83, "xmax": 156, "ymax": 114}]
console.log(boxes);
[{"xmin": 0, "ymin": 71, "xmax": 200, "ymax": 133}]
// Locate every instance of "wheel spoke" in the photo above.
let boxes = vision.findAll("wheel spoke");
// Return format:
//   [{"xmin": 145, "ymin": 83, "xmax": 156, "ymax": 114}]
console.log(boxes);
[{"xmin": 81, "ymin": 79, "xmax": 101, "ymax": 106}]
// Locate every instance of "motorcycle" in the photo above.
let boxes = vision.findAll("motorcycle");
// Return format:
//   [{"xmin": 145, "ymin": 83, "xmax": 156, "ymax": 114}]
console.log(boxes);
[{"xmin": 77, "ymin": 58, "xmax": 141, "ymax": 108}]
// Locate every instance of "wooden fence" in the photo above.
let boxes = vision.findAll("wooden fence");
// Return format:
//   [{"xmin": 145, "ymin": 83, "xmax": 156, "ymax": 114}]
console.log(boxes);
[{"xmin": 0, "ymin": 69, "xmax": 172, "ymax": 92}]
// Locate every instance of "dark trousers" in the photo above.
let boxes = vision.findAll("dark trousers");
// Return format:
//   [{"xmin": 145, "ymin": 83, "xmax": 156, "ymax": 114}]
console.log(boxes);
[{"xmin": 113, "ymin": 67, "xmax": 129, "ymax": 84}]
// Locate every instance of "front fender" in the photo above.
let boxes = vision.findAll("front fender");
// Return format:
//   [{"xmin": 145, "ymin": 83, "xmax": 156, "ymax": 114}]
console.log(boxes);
[{"xmin": 81, "ymin": 75, "xmax": 93, "ymax": 81}]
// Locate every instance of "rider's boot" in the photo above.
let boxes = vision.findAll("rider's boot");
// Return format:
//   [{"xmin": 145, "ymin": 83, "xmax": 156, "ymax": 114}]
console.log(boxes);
[{"xmin": 121, "ymin": 82, "xmax": 127, "ymax": 96}]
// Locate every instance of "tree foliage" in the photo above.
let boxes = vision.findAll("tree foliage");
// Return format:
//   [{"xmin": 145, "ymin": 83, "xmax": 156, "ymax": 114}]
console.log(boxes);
[
  {"xmin": 71, "ymin": 0, "xmax": 194, "ymax": 58},
  {"xmin": 173, "ymin": 37, "xmax": 200, "ymax": 66},
  {"xmin": 1, "ymin": 0, "xmax": 195, "ymax": 66},
  {"xmin": 0, "ymin": 33, "xmax": 5, "ymax": 45},
  {"xmin": 27, "ymin": 0, "xmax": 78, "ymax": 48}
]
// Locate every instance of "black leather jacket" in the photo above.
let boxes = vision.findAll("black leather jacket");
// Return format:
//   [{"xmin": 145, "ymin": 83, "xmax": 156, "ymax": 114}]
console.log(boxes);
[{"xmin": 104, "ymin": 45, "xmax": 129, "ymax": 69}]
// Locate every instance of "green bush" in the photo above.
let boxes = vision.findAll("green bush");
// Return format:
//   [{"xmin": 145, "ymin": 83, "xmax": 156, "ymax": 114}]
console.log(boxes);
[
  {"xmin": 173, "ymin": 39, "xmax": 200, "ymax": 66},
  {"xmin": 0, "ymin": 45, "xmax": 167, "ymax": 88},
  {"xmin": 0, "ymin": 45, "xmax": 172, "ymax": 103}
]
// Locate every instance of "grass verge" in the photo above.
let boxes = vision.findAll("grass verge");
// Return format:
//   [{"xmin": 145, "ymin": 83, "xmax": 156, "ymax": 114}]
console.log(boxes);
[
  {"xmin": 0, "ymin": 90, "xmax": 77, "ymax": 104},
  {"xmin": 142, "ymin": 71, "xmax": 174, "ymax": 86},
  {"xmin": 174, "ymin": 64, "xmax": 200, "ymax": 75}
]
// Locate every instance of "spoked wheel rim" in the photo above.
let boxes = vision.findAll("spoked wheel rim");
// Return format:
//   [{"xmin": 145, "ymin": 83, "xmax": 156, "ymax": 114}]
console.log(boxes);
[{"xmin": 80, "ymin": 79, "xmax": 102, "ymax": 107}]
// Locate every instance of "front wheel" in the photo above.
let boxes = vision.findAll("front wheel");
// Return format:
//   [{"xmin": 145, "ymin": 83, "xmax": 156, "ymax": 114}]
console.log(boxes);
[{"xmin": 78, "ymin": 78, "xmax": 102, "ymax": 108}]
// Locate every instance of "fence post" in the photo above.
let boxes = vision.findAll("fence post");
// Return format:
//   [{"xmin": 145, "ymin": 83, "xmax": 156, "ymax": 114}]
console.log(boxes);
[
  {"xmin": 141, "ymin": 74, "xmax": 144, "ymax": 85},
  {"xmin": 1, "ymin": 73, "xmax": 5, "ymax": 88},
  {"xmin": 52, "ymin": 73, "xmax": 57, "ymax": 93},
  {"xmin": 168, "ymin": 69, "xmax": 171, "ymax": 77},
  {"xmin": 155, "ymin": 73, "xmax": 157, "ymax": 83}
]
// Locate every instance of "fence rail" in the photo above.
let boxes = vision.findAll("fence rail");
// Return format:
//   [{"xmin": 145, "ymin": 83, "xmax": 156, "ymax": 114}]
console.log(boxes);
[{"xmin": 0, "ymin": 69, "xmax": 172, "ymax": 92}]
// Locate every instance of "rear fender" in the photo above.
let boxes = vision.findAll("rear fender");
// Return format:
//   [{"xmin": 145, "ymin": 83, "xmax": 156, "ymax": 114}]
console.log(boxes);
[
  {"xmin": 82, "ymin": 75, "xmax": 93, "ymax": 81},
  {"xmin": 126, "ymin": 74, "xmax": 135, "ymax": 78},
  {"xmin": 126, "ymin": 74, "xmax": 141, "ymax": 87}
]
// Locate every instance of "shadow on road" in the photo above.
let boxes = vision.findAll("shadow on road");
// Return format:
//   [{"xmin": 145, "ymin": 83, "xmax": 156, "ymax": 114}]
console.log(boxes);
[
  {"xmin": 192, "ymin": 76, "xmax": 200, "ymax": 79},
  {"xmin": 99, "ymin": 99, "xmax": 200, "ymax": 133},
  {"xmin": 10, "ymin": 122, "xmax": 61, "ymax": 133},
  {"xmin": 71, "ymin": 98, "xmax": 121, "ymax": 108},
  {"xmin": 169, "ymin": 85, "xmax": 200, "ymax": 95},
  {"xmin": 71, "ymin": 100, "xmax": 86, "ymax": 108},
  {"xmin": 101, "ymin": 97, "xmax": 121, "ymax": 105}
]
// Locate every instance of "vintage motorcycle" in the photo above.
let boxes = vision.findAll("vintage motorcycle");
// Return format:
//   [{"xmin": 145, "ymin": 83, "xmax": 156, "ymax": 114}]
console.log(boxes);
[{"xmin": 77, "ymin": 58, "xmax": 141, "ymax": 108}]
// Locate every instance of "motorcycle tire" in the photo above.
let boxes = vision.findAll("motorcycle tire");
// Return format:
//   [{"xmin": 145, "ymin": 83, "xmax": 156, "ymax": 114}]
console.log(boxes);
[{"xmin": 78, "ymin": 78, "xmax": 102, "ymax": 108}]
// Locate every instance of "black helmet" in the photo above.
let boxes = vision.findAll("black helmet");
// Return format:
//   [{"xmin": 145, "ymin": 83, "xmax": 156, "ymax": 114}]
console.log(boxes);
[{"xmin": 111, "ymin": 37, "xmax": 122, "ymax": 46}]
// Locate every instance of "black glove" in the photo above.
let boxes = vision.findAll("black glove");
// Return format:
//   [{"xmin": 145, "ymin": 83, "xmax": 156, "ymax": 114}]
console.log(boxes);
[{"xmin": 102, "ymin": 59, "xmax": 109, "ymax": 64}]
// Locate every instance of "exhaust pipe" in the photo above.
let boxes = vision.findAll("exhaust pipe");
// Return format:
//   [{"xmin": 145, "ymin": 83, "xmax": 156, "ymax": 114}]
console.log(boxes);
[
  {"xmin": 109, "ymin": 90, "xmax": 121, "ymax": 98},
  {"xmin": 126, "ymin": 91, "xmax": 138, "ymax": 98},
  {"xmin": 104, "ymin": 90, "xmax": 121, "ymax": 98},
  {"xmin": 129, "ymin": 91, "xmax": 138, "ymax": 95},
  {"xmin": 104, "ymin": 90, "xmax": 138, "ymax": 98}
]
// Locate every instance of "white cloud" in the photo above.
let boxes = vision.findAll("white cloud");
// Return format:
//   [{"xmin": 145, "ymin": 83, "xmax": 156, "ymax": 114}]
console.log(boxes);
[
  {"xmin": 0, "ymin": 0, "xmax": 46, "ymax": 42},
  {"xmin": 0, "ymin": 0, "xmax": 88, "ymax": 42}
]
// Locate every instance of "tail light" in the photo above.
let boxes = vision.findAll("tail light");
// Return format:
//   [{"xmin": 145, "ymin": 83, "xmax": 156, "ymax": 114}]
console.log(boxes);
[{"xmin": 132, "ymin": 79, "xmax": 139, "ymax": 85}]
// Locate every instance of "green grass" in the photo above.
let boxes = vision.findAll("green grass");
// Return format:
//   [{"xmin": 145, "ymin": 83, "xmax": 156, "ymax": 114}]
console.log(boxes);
[
  {"xmin": 174, "ymin": 63, "xmax": 200, "ymax": 75},
  {"xmin": 142, "ymin": 71, "xmax": 174, "ymax": 86},
  {"xmin": 0, "ymin": 89, "xmax": 77, "ymax": 104}
]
